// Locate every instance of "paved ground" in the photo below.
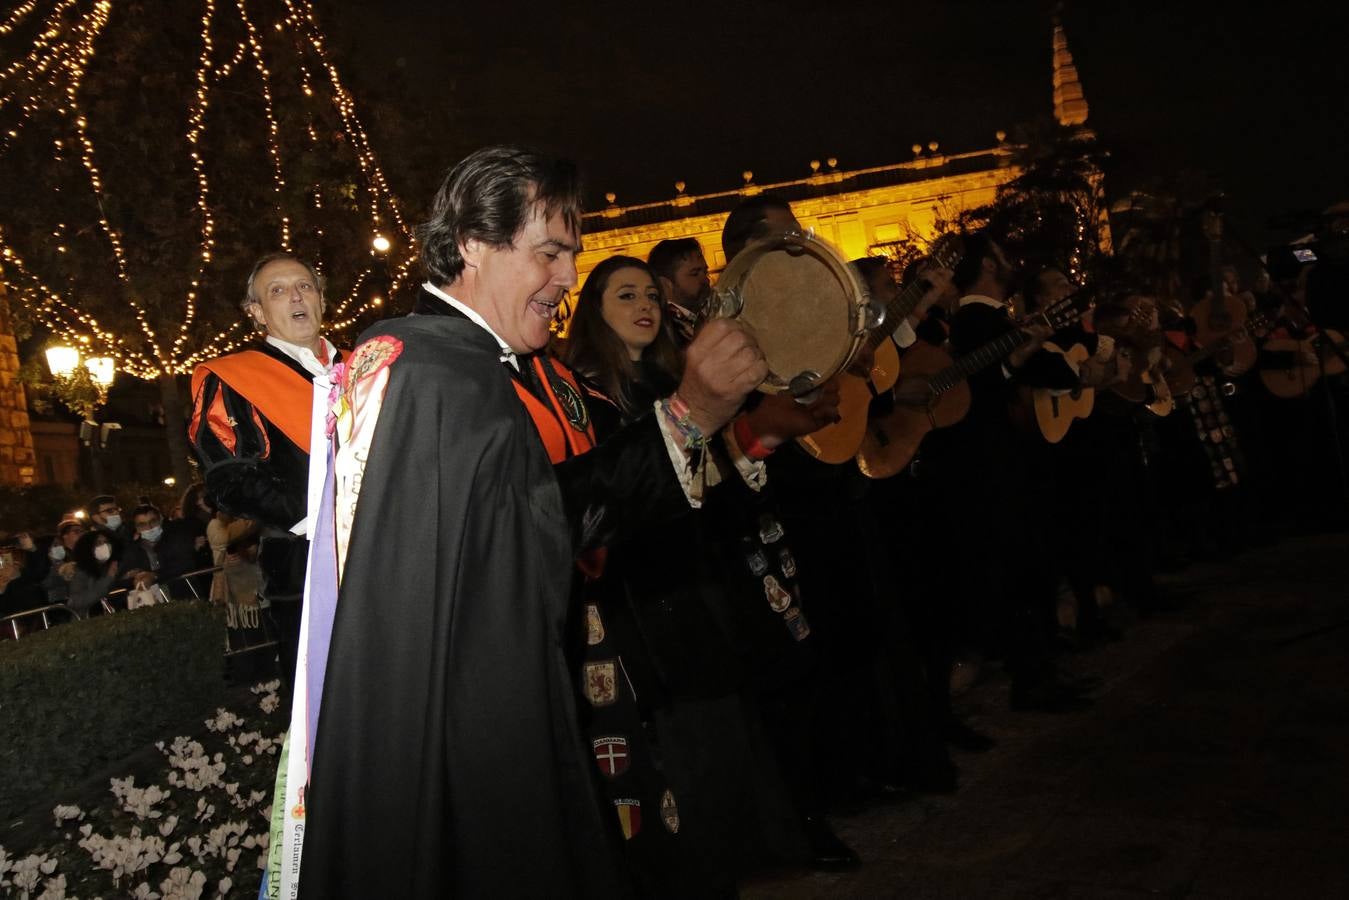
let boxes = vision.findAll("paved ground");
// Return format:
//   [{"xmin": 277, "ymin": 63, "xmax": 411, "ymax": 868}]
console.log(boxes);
[{"xmin": 743, "ymin": 532, "xmax": 1349, "ymax": 899}]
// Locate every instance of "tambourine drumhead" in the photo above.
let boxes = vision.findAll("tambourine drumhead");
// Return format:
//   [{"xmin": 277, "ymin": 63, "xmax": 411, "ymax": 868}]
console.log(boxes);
[{"xmin": 713, "ymin": 230, "xmax": 868, "ymax": 395}]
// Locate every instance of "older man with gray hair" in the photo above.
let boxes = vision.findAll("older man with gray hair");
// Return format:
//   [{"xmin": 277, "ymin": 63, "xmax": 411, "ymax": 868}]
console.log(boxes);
[{"xmin": 189, "ymin": 251, "xmax": 344, "ymax": 687}]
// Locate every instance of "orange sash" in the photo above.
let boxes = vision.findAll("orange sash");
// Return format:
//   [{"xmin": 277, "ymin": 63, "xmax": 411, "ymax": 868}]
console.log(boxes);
[
  {"xmin": 191, "ymin": 350, "xmax": 320, "ymax": 454},
  {"xmin": 511, "ymin": 356, "xmax": 596, "ymax": 465}
]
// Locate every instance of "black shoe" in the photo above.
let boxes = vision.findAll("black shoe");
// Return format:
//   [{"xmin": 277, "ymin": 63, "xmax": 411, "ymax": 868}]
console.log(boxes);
[
  {"xmin": 942, "ymin": 717, "xmax": 996, "ymax": 753},
  {"xmin": 802, "ymin": 815, "xmax": 861, "ymax": 871},
  {"xmin": 1010, "ymin": 677, "xmax": 1093, "ymax": 713}
]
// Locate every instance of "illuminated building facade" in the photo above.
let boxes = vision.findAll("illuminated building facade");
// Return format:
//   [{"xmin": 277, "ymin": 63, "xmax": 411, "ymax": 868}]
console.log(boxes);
[
  {"xmin": 577, "ymin": 141, "xmax": 1022, "ymax": 282},
  {"xmin": 572, "ymin": 14, "xmax": 1095, "ymax": 305}
]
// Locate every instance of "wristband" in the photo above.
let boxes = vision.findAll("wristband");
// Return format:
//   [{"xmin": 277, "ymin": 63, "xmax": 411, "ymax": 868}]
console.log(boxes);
[
  {"xmin": 660, "ymin": 393, "xmax": 706, "ymax": 450},
  {"xmin": 733, "ymin": 413, "xmax": 775, "ymax": 460}
]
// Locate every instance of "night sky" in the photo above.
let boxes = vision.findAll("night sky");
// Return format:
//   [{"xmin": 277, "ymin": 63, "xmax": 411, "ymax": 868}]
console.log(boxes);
[{"xmin": 326, "ymin": 0, "xmax": 1347, "ymax": 250}]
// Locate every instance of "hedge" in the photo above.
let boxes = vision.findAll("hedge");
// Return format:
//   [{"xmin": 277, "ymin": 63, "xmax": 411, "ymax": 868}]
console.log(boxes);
[{"xmin": 0, "ymin": 601, "xmax": 227, "ymax": 819}]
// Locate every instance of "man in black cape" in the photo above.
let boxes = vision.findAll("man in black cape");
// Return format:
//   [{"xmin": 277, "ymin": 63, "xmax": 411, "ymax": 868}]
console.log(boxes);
[{"xmin": 297, "ymin": 146, "xmax": 767, "ymax": 897}]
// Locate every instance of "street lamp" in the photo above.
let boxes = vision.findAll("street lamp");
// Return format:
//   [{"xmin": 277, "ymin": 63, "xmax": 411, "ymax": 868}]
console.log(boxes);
[
  {"xmin": 43, "ymin": 344, "xmax": 118, "ymax": 490},
  {"xmin": 44, "ymin": 345, "xmax": 81, "ymax": 379},
  {"xmin": 85, "ymin": 356, "xmax": 115, "ymax": 389}
]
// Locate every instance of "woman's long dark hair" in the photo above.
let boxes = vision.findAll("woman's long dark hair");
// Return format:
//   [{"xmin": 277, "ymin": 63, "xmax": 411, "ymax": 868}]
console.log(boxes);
[{"xmin": 561, "ymin": 255, "xmax": 683, "ymax": 414}]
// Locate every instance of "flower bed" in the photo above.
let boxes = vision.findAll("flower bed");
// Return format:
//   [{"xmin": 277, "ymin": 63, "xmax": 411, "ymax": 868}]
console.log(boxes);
[
  {"xmin": 0, "ymin": 602, "xmax": 228, "ymax": 820},
  {"xmin": 1, "ymin": 679, "xmax": 285, "ymax": 899}
]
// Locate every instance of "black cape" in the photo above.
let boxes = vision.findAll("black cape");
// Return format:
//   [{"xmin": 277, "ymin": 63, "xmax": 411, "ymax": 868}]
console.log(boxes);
[{"xmin": 299, "ymin": 313, "xmax": 682, "ymax": 897}]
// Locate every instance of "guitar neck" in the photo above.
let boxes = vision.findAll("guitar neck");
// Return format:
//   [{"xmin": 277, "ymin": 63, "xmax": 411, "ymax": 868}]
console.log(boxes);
[
  {"xmin": 867, "ymin": 278, "xmax": 930, "ymax": 352},
  {"xmin": 928, "ymin": 326, "xmax": 1031, "ymax": 395},
  {"xmin": 1186, "ymin": 314, "xmax": 1263, "ymax": 366}
]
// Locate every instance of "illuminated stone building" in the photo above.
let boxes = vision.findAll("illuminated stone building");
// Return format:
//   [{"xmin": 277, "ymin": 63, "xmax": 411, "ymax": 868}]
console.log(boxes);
[
  {"xmin": 578, "ymin": 141, "xmax": 1021, "ymax": 280},
  {"xmin": 573, "ymin": 15, "xmax": 1094, "ymax": 293}
]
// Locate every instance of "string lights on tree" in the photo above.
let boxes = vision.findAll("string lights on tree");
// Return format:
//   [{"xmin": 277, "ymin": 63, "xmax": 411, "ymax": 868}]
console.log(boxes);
[{"xmin": 0, "ymin": 0, "xmax": 416, "ymax": 481}]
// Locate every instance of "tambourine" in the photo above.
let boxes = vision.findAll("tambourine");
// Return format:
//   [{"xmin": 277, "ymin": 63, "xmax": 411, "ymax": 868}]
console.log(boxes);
[{"xmin": 706, "ymin": 229, "xmax": 873, "ymax": 397}]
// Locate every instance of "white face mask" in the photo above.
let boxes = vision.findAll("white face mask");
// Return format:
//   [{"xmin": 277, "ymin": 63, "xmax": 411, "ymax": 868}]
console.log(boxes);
[
  {"xmin": 139, "ymin": 526, "xmax": 164, "ymax": 544},
  {"xmin": 49, "ymin": 545, "xmax": 66, "ymax": 561},
  {"xmin": 94, "ymin": 544, "xmax": 112, "ymax": 563},
  {"xmin": 103, "ymin": 514, "xmax": 122, "ymax": 530}
]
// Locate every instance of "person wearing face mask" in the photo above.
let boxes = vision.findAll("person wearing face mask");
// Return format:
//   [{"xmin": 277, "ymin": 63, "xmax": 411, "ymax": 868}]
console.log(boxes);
[
  {"xmin": 40, "ymin": 520, "xmax": 85, "ymax": 606},
  {"xmin": 189, "ymin": 252, "xmax": 346, "ymax": 686},
  {"xmin": 68, "ymin": 531, "xmax": 121, "ymax": 617},
  {"xmin": 85, "ymin": 495, "xmax": 132, "ymax": 563},
  {"xmin": 120, "ymin": 503, "xmax": 213, "ymax": 600}
]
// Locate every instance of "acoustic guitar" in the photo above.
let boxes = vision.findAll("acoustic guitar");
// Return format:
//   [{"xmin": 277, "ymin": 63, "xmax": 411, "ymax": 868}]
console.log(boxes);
[
  {"xmin": 1111, "ymin": 352, "xmax": 1175, "ymax": 417},
  {"xmin": 1259, "ymin": 328, "xmax": 1348, "ymax": 398},
  {"xmin": 1163, "ymin": 310, "xmax": 1274, "ymax": 401},
  {"xmin": 797, "ymin": 235, "xmax": 963, "ymax": 463},
  {"xmin": 1191, "ymin": 209, "xmax": 1257, "ymax": 375},
  {"xmin": 1030, "ymin": 342, "xmax": 1094, "ymax": 443},
  {"xmin": 856, "ymin": 288, "xmax": 1096, "ymax": 479}
]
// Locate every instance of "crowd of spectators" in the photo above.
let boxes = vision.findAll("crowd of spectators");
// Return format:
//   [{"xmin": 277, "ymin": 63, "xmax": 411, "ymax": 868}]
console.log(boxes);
[{"xmin": 0, "ymin": 485, "xmax": 263, "ymax": 637}]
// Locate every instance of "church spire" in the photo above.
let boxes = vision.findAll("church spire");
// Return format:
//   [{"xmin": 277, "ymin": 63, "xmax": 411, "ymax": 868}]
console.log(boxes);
[{"xmin": 1052, "ymin": 8, "xmax": 1089, "ymax": 127}]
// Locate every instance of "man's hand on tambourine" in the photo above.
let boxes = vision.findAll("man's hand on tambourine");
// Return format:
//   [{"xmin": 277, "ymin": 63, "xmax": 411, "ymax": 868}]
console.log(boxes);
[{"xmin": 679, "ymin": 318, "xmax": 768, "ymax": 435}]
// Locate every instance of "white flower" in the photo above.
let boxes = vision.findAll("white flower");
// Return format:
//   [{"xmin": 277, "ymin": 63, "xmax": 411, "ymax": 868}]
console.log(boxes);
[
  {"xmin": 36, "ymin": 873, "xmax": 68, "ymax": 900},
  {"xmin": 162, "ymin": 741, "xmax": 227, "ymax": 793},
  {"xmin": 158, "ymin": 867, "xmax": 206, "ymax": 900},
  {"xmin": 250, "ymin": 679, "xmax": 281, "ymax": 695},
  {"xmin": 204, "ymin": 709, "xmax": 243, "ymax": 733},
  {"xmin": 158, "ymin": 816, "xmax": 178, "ymax": 838},
  {"xmin": 216, "ymin": 876, "xmax": 232, "ymax": 895},
  {"xmin": 52, "ymin": 805, "xmax": 84, "ymax": 826},
  {"xmin": 110, "ymin": 779, "xmax": 170, "ymax": 820},
  {"xmin": 133, "ymin": 881, "xmax": 161, "ymax": 899},
  {"xmin": 77, "ymin": 826, "xmax": 165, "ymax": 886},
  {"xmin": 258, "ymin": 692, "xmax": 281, "ymax": 714},
  {"xmin": 12, "ymin": 853, "xmax": 46, "ymax": 892}
]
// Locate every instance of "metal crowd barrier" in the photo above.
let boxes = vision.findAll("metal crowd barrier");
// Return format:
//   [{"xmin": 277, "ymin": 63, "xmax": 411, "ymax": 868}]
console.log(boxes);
[
  {"xmin": 4, "ymin": 566, "xmax": 276, "ymax": 673},
  {"xmin": 1, "ymin": 603, "xmax": 80, "ymax": 640}
]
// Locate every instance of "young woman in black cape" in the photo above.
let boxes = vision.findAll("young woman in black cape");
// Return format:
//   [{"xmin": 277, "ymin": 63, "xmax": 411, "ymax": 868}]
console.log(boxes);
[{"xmin": 558, "ymin": 255, "xmax": 813, "ymax": 896}]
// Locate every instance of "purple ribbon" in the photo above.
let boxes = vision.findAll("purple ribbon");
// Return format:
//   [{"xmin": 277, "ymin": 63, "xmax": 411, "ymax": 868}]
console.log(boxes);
[{"xmin": 304, "ymin": 442, "xmax": 339, "ymax": 776}]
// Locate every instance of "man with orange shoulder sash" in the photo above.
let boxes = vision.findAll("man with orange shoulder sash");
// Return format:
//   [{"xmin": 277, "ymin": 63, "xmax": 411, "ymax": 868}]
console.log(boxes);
[{"xmin": 188, "ymin": 252, "xmax": 343, "ymax": 686}]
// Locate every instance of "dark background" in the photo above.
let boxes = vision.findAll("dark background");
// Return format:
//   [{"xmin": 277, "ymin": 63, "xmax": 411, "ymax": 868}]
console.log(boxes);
[{"xmin": 324, "ymin": 0, "xmax": 1349, "ymax": 253}]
